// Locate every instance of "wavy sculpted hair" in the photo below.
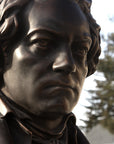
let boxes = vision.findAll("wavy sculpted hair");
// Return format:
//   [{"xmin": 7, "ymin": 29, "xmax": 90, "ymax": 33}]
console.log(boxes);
[{"xmin": 0, "ymin": 0, "xmax": 101, "ymax": 88}]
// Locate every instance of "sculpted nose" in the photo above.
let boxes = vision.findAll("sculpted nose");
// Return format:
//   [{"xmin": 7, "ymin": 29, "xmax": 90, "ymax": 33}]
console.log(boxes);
[{"xmin": 52, "ymin": 52, "xmax": 76, "ymax": 74}]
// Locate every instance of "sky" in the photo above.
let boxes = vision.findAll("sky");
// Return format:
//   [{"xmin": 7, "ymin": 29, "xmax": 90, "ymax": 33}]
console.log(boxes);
[{"xmin": 73, "ymin": 0, "xmax": 114, "ymax": 126}]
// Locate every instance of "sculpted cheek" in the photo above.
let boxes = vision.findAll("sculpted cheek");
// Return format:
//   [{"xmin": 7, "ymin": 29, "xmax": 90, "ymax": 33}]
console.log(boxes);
[{"xmin": 13, "ymin": 47, "xmax": 37, "ymax": 69}]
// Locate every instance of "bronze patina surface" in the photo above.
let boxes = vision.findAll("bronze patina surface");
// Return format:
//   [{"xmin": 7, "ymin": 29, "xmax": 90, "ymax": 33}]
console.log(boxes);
[{"xmin": 0, "ymin": 0, "xmax": 101, "ymax": 143}]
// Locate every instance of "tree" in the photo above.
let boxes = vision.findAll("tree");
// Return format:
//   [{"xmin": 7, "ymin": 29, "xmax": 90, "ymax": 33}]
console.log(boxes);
[{"xmin": 82, "ymin": 33, "xmax": 114, "ymax": 134}]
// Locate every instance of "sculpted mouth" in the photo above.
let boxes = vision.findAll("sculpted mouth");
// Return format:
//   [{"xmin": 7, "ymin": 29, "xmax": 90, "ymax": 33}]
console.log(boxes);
[
  {"xmin": 42, "ymin": 82, "xmax": 76, "ymax": 91},
  {"xmin": 38, "ymin": 80, "xmax": 79, "ymax": 100},
  {"xmin": 44, "ymin": 85, "xmax": 72, "ymax": 90}
]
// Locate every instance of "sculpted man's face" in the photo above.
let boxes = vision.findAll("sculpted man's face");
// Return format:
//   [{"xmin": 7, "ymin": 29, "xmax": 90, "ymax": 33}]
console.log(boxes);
[{"xmin": 2, "ymin": 0, "xmax": 91, "ymax": 118}]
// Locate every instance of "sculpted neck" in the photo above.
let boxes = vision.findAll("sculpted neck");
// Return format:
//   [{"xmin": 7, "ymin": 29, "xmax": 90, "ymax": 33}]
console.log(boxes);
[
  {"xmin": 34, "ymin": 115, "xmax": 64, "ymax": 133},
  {"xmin": 1, "ymin": 88, "xmax": 66, "ymax": 134}
]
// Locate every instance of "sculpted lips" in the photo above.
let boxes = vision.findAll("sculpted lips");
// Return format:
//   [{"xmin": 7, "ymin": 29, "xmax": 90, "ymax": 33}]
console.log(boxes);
[
  {"xmin": 43, "ymin": 83, "xmax": 75, "ymax": 91},
  {"xmin": 39, "ymin": 80, "xmax": 78, "ymax": 94}
]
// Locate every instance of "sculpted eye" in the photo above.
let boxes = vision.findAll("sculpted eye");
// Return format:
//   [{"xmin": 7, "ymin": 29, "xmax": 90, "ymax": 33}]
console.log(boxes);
[
  {"xmin": 71, "ymin": 39, "xmax": 91, "ymax": 58},
  {"xmin": 76, "ymin": 48, "xmax": 88, "ymax": 56},
  {"xmin": 25, "ymin": 38, "xmax": 53, "ymax": 55},
  {"xmin": 30, "ymin": 39, "xmax": 51, "ymax": 49},
  {"xmin": 72, "ymin": 43, "xmax": 89, "ymax": 57}
]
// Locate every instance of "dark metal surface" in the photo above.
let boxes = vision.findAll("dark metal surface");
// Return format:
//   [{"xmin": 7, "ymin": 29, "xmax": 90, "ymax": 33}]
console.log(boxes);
[{"xmin": 0, "ymin": 0, "xmax": 100, "ymax": 143}]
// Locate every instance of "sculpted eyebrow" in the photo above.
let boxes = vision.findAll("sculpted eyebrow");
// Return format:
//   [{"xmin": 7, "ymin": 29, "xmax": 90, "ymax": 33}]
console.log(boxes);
[
  {"xmin": 75, "ymin": 36, "xmax": 92, "ymax": 46},
  {"xmin": 25, "ymin": 30, "xmax": 55, "ymax": 44},
  {"xmin": 81, "ymin": 38, "xmax": 92, "ymax": 45},
  {"xmin": 27, "ymin": 28, "xmax": 61, "ymax": 39}
]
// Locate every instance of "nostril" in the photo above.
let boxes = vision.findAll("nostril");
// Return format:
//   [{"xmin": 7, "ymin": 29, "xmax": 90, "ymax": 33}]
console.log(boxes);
[
  {"xmin": 53, "ymin": 60, "xmax": 76, "ymax": 74},
  {"xmin": 52, "ymin": 52, "xmax": 76, "ymax": 74},
  {"xmin": 53, "ymin": 68, "xmax": 64, "ymax": 73}
]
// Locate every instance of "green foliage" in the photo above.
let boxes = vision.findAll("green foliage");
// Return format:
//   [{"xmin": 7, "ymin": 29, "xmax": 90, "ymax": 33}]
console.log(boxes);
[{"xmin": 82, "ymin": 33, "xmax": 114, "ymax": 134}]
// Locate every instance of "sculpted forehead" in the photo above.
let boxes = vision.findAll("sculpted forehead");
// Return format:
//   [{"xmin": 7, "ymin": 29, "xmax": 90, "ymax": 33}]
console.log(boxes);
[{"xmin": 28, "ymin": 0, "xmax": 89, "ymax": 34}]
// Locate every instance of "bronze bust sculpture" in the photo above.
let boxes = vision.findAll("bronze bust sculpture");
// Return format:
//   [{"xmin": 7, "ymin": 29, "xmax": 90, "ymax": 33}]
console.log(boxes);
[{"xmin": 0, "ymin": 0, "xmax": 101, "ymax": 143}]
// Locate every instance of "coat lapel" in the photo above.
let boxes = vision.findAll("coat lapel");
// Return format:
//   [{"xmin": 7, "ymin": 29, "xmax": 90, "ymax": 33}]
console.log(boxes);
[
  {"xmin": 6, "ymin": 115, "xmax": 32, "ymax": 144},
  {"xmin": 0, "ymin": 118, "xmax": 13, "ymax": 144},
  {"xmin": 0, "ymin": 115, "xmax": 32, "ymax": 144}
]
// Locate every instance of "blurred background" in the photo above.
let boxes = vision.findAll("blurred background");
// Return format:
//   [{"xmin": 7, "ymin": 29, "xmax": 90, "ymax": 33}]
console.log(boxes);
[{"xmin": 73, "ymin": 0, "xmax": 114, "ymax": 143}]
